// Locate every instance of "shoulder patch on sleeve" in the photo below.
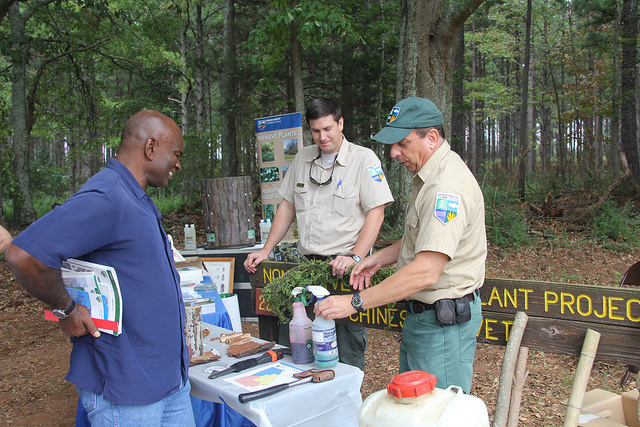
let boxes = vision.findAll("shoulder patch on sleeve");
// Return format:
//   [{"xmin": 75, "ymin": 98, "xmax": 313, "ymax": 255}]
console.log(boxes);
[
  {"xmin": 367, "ymin": 163, "xmax": 385, "ymax": 182},
  {"xmin": 434, "ymin": 192, "xmax": 460, "ymax": 224}
]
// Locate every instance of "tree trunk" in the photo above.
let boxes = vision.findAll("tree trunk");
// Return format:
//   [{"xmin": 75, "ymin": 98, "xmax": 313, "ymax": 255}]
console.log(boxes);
[
  {"xmin": 620, "ymin": 0, "xmax": 638, "ymax": 183},
  {"xmin": 290, "ymin": 0, "xmax": 304, "ymax": 115},
  {"xmin": 221, "ymin": 0, "xmax": 237, "ymax": 177},
  {"xmin": 610, "ymin": 0, "xmax": 622, "ymax": 175},
  {"xmin": 396, "ymin": 0, "xmax": 485, "ymax": 134},
  {"xmin": 196, "ymin": 5, "xmax": 205, "ymax": 134},
  {"xmin": 9, "ymin": 2, "xmax": 35, "ymax": 226},
  {"xmin": 451, "ymin": 27, "xmax": 465, "ymax": 158},
  {"xmin": 517, "ymin": 0, "xmax": 532, "ymax": 201}
]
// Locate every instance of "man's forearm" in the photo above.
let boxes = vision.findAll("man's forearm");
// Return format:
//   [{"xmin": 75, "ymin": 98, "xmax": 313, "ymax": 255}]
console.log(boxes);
[
  {"xmin": 350, "ymin": 205, "xmax": 385, "ymax": 258},
  {"xmin": 6, "ymin": 245, "xmax": 71, "ymax": 309}
]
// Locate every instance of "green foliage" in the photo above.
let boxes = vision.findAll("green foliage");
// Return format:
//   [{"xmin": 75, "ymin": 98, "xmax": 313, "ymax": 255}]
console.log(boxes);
[
  {"xmin": 262, "ymin": 259, "xmax": 396, "ymax": 324},
  {"xmin": 590, "ymin": 199, "xmax": 640, "ymax": 249},
  {"xmin": 150, "ymin": 192, "xmax": 198, "ymax": 214},
  {"xmin": 483, "ymin": 186, "xmax": 530, "ymax": 249}
]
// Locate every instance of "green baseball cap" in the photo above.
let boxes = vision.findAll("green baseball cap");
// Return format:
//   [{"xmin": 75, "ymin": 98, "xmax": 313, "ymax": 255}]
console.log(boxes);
[{"xmin": 373, "ymin": 96, "xmax": 443, "ymax": 144}]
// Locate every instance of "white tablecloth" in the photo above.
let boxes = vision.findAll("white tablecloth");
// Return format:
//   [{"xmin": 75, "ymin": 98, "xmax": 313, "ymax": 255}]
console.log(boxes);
[{"xmin": 189, "ymin": 324, "xmax": 363, "ymax": 427}]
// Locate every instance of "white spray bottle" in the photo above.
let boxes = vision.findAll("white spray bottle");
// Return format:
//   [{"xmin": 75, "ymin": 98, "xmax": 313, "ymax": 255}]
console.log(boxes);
[
  {"xmin": 306, "ymin": 285, "xmax": 339, "ymax": 367},
  {"xmin": 289, "ymin": 287, "xmax": 314, "ymax": 364}
]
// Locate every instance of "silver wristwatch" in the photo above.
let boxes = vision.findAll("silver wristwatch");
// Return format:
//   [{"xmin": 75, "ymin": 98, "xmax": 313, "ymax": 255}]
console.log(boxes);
[
  {"xmin": 52, "ymin": 300, "xmax": 76, "ymax": 320},
  {"xmin": 350, "ymin": 254, "xmax": 361, "ymax": 263}
]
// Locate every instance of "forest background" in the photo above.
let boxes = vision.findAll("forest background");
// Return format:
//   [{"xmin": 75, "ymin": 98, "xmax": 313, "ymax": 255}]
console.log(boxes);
[{"xmin": 1, "ymin": 0, "xmax": 640, "ymax": 251}]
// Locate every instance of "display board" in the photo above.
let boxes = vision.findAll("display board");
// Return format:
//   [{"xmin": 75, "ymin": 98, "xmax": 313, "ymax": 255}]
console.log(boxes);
[{"xmin": 254, "ymin": 113, "xmax": 303, "ymax": 241}]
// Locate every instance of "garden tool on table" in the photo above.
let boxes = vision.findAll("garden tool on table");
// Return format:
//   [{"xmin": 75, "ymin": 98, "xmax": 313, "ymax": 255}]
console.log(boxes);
[
  {"xmin": 238, "ymin": 369, "xmax": 335, "ymax": 403},
  {"xmin": 208, "ymin": 349, "xmax": 284, "ymax": 379}
]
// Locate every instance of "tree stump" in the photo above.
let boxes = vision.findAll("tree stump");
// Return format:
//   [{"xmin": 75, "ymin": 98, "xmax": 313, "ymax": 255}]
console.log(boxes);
[
  {"xmin": 201, "ymin": 176, "xmax": 256, "ymax": 247},
  {"xmin": 184, "ymin": 305, "xmax": 203, "ymax": 357}
]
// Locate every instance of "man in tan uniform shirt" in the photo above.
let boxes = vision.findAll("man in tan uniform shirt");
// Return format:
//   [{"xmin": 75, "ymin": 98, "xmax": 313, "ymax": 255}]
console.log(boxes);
[
  {"xmin": 245, "ymin": 98, "xmax": 394, "ymax": 370},
  {"xmin": 315, "ymin": 97, "xmax": 486, "ymax": 392}
]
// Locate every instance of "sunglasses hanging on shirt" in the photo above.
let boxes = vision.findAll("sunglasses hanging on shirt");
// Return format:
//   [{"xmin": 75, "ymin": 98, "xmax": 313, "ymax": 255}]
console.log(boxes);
[{"xmin": 309, "ymin": 152, "xmax": 337, "ymax": 186}]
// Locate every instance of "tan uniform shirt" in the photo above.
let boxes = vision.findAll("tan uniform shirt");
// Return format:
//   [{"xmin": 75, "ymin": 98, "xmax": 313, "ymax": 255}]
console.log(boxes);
[
  {"xmin": 398, "ymin": 141, "xmax": 486, "ymax": 304},
  {"xmin": 279, "ymin": 137, "xmax": 394, "ymax": 256}
]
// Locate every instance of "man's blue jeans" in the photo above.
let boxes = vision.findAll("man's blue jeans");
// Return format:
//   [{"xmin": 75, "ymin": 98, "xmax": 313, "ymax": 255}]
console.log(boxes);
[{"xmin": 77, "ymin": 381, "xmax": 196, "ymax": 426}]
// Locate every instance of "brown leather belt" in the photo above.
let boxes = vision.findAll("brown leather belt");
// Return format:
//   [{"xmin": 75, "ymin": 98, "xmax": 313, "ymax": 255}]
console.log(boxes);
[{"xmin": 405, "ymin": 290, "xmax": 479, "ymax": 314}]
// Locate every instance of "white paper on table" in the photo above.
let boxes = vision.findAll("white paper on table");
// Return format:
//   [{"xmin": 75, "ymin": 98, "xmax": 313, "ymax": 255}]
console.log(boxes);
[{"xmin": 223, "ymin": 362, "xmax": 304, "ymax": 392}]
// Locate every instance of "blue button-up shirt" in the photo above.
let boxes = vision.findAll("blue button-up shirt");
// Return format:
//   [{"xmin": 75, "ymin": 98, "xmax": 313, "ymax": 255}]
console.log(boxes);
[{"xmin": 12, "ymin": 159, "xmax": 188, "ymax": 405}]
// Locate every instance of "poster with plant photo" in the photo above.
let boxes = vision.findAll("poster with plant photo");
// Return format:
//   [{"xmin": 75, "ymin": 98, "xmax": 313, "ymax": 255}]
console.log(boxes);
[{"xmin": 255, "ymin": 113, "xmax": 302, "ymax": 243}]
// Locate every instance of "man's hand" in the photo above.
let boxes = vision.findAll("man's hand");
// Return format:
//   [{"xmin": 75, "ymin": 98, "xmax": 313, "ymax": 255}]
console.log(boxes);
[
  {"xmin": 314, "ymin": 294, "xmax": 354, "ymax": 320},
  {"xmin": 329, "ymin": 255, "xmax": 355, "ymax": 277},
  {"xmin": 244, "ymin": 250, "xmax": 269, "ymax": 274},
  {"xmin": 349, "ymin": 256, "xmax": 382, "ymax": 291},
  {"xmin": 59, "ymin": 304, "xmax": 101, "ymax": 338}
]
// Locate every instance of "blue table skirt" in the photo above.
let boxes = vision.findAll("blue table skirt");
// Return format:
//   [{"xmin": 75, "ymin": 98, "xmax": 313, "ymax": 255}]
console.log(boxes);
[{"xmin": 76, "ymin": 289, "xmax": 250, "ymax": 426}]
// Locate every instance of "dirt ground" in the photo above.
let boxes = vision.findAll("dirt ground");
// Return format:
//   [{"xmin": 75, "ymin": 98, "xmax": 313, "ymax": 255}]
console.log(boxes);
[{"xmin": 2, "ymin": 212, "xmax": 640, "ymax": 426}]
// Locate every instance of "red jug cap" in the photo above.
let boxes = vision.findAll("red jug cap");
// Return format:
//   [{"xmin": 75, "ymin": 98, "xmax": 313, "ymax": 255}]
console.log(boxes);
[{"xmin": 387, "ymin": 371, "xmax": 437, "ymax": 398}]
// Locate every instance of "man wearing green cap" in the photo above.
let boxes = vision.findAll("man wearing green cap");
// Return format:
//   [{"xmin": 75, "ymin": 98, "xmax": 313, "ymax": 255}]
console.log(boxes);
[{"xmin": 314, "ymin": 96, "xmax": 486, "ymax": 393}]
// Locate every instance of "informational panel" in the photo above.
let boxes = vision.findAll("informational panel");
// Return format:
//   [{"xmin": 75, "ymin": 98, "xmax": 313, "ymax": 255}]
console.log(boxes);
[{"xmin": 255, "ymin": 113, "xmax": 303, "ymax": 241}]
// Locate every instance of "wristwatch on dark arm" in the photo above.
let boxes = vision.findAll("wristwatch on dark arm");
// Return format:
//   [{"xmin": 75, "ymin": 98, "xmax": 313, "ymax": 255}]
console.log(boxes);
[
  {"xmin": 350, "ymin": 254, "xmax": 361, "ymax": 263},
  {"xmin": 351, "ymin": 291, "xmax": 365, "ymax": 313},
  {"xmin": 52, "ymin": 300, "xmax": 76, "ymax": 320}
]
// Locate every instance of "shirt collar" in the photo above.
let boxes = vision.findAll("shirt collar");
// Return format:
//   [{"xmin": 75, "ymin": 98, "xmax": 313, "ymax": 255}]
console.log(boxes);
[
  {"xmin": 107, "ymin": 158, "xmax": 146, "ymax": 200},
  {"xmin": 308, "ymin": 136, "xmax": 351, "ymax": 166},
  {"xmin": 416, "ymin": 140, "xmax": 451, "ymax": 183}
]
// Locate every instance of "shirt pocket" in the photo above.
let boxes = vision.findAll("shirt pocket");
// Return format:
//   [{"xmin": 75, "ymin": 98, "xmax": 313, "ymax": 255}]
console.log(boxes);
[
  {"xmin": 293, "ymin": 185, "xmax": 309, "ymax": 212},
  {"xmin": 406, "ymin": 209, "xmax": 419, "ymax": 230},
  {"xmin": 331, "ymin": 186, "xmax": 358, "ymax": 217}
]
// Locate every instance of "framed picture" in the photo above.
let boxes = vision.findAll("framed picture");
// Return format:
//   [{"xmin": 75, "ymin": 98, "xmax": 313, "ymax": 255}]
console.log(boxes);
[{"xmin": 201, "ymin": 257, "xmax": 235, "ymax": 294}]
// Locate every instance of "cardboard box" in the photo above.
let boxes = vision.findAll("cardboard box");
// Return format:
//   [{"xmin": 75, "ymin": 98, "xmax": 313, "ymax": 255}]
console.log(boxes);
[
  {"xmin": 621, "ymin": 389, "xmax": 639, "ymax": 427},
  {"xmin": 175, "ymin": 256, "xmax": 203, "ymax": 270},
  {"xmin": 568, "ymin": 388, "xmax": 640, "ymax": 427},
  {"xmin": 581, "ymin": 389, "xmax": 627, "ymax": 425}
]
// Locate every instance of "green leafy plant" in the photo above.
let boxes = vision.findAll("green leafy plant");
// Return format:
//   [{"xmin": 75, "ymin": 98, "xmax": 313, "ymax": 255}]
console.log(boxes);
[
  {"xmin": 262, "ymin": 258, "xmax": 396, "ymax": 324},
  {"xmin": 483, "ymin": 186, "xmax": 530, "ymax": 249},
  {"xmin": 591, "ymin": 198, "xmax": 640, "ymax": 249}
]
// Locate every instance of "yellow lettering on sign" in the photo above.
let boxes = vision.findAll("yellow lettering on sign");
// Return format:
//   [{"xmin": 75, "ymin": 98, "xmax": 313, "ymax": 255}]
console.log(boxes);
[
  {"xmin": 263, "ymin": 268, "xmax": 285, "ymax": 284},
  {"xmin": 545, "ymin": 291, "xmax": 559, "ymax": 312},
  {"xmin": 504, "ymin": 288, "xmax": 517, "ymax": 308},
  {"xmin": 502, "ymin": 320, "xmax": 514, "ymax": 341},
  {"xmin": 608, "ymin": 296, "xmax": 625, "ymax": 321},
  {"xmin": 576, "ymin": 294, "xmax": 593, "ymax": 316},
  {"xmin": 627, "ymin": 299, "xmax": 640, "ymax": 322},
  {"xmin": 561, "ymin": 292, "xmax": 576, "ymax": 315},
  {"xmin": 594, "ymin": 296, "xmax": 607, "ymax": 318},
  {"xmin": 519, "ymin": 289, "xmax": 533, "ymax": 309},
  {"xmin": 484, "ymin": 319, "xmax": 499, "ymax": 341},
  {"xmin": 487, "ymin": 287, "xmax": 503, "ymax": 307}
]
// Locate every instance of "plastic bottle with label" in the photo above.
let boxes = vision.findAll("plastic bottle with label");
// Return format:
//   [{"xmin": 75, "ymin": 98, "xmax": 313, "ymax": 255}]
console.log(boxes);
[
  {"xmin": 289, "ymin": 287, "xmax": 314, "ymax": 364},
  {"xmin": 184, "ymin": 224, "xmax": 196, "ymax": 250},
  {"xmin": 260, "ymin": 219, "xmax": 271, "ymax": 243},
  {"xmin": 307, "ymin": 285, "xmax": 338, "ymax": 367}
]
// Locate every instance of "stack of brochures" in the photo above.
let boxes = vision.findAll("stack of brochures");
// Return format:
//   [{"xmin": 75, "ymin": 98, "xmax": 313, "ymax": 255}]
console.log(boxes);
[{"xmin": 44, "ymin": 259, "xmax": 122, "ymax": 336}]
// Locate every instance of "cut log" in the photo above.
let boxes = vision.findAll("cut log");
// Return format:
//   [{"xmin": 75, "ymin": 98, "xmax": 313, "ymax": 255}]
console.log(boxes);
[
  {"xmin": 201, "ymin": 176, "xmax": 256, "ymax": 247},
  {"xmin": 184, "ymin": 305, "xmax": 203, "ymax": 357}
]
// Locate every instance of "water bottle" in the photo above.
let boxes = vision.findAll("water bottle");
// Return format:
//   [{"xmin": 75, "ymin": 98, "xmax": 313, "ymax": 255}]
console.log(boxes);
[
  {"xmin": 307, "ymin": 285, "xmax": 338, "ymax": 368},
  {"xmin": 289, "ymin": 287, "xmax": 314, "ymax": 364}
]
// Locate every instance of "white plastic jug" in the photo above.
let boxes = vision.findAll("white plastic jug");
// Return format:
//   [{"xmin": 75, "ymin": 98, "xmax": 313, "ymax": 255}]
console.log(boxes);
[{"xmin": 358, "ymin": 371, "xmax": 490, "ymax": 427}]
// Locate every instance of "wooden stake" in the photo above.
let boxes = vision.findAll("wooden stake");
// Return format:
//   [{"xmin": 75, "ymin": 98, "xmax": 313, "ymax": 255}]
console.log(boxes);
[
  {"xmin": 563, "ymin": 328, "xmax": 601, "ymax": 427},
  {"xmin": 507, "ymin": 346, "xmax": 530, "ymax": 427},
  {"xmin": 494, "ymin": 311, "xmax": 529, "ymax": 427}
]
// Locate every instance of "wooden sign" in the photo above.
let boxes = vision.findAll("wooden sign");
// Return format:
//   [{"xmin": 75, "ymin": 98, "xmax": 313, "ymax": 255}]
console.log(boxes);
[{"xmin": 251, "ymin": 261, "xmax": 640, "ymax": 365}]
